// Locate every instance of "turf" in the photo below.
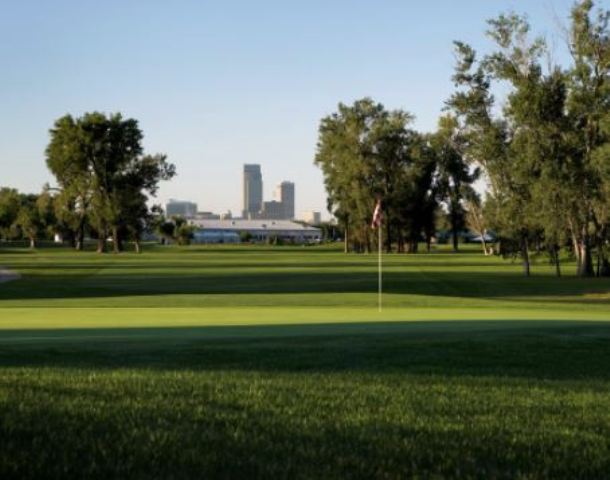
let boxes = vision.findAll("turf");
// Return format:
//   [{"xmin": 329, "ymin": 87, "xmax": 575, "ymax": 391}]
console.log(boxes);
[{"xmin": 0, "ymin": 244, "xmax": 609, "ymax": 478}]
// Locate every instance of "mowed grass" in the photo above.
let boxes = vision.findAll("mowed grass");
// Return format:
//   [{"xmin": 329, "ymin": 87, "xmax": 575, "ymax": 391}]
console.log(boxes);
[{"xmin": 1, "ymin": 244, "xmax": 610, "ymax": 478}]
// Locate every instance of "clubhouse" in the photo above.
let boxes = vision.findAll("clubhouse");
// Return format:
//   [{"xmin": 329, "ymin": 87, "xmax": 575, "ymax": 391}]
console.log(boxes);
[{"xmin": 189, "ymin": 219, "xmax": 321, "ymax": 244}]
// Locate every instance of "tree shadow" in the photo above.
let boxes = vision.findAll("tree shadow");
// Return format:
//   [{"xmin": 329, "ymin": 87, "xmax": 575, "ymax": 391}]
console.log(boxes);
[
  {"xmin": 1, "ymin": 320, "xmax": 610, "ymax": 382},
  {"xmin": 0, "ymin": 268, "xmax": 608, "ymax": 302}
]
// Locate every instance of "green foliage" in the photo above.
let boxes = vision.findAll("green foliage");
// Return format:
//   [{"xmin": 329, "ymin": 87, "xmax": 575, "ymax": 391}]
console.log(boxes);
[
  {"xmin": 315, "ymin": 98, "xmax": 435, "ymax": 253},
  {"xmin": 430, "ymin": 115, "xmax": 479, "ymax": 252},
  {"xmin": 176, "ymin": 223, "xmax": 195, "ymax": 246},
  {"xmin": 239, "ymin": 231, "xmax": 253, "ymax": 243},
  {"xmin": 449, "ymin": 0, "xmax": 610, "ymax": 277},
  {"xmin": 0, "ymin": 188, "xmax": 20, "ymax": 240},
  {"xmin": 45, "ymin": 112, "xmax": 175, "ymax": 253}
]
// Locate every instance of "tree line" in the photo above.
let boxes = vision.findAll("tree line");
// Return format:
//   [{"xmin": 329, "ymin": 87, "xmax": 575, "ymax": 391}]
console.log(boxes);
[
  {"xmin": 315, "ymin": 0, "xmax": 610, "ymax": 277},
  {"xmin": 0, "ymin": 112, "xmax": 175, "ymax": 253}
]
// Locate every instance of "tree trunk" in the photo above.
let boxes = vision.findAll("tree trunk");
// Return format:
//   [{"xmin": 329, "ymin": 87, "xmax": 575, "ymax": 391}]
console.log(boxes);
[
  {"xmin": 407, "ymin": 238, "xmax": 419, "ymax": 254},
  {"xmin": 576, "ymin": 236, "xmax": 594, "ymax": 277},
  {"xmin": 596, "ymin": 229, "xmax": 608, "ymax": 277},
  {"xmin": 97, "ymin": 230, "xmax": 106, "ymax": 254},
  {"xmin": 600, "ymin": 258, "xmax": 610, "ymax": 277},
  {"xmin": 521, "ymin": 234, "xmax": 530, "ymax": 277},
  {"xmin": 112, "ymin": 227, "xmax": 121, "ymax": 254},
  {"xmin": 76, "ymin": 224, "xmax": 85, "ymax": 251},
  {"xmin": 426, "ymin": 235, "xmax": 432, "ymax": 253},
  {"xmin": 553, "ymin": 245, "xmax": 561, "ymax": 278},
  {"xmin": 385, "ymin": 222, "xmax": 392, "ymax": 254},
  {"xmin": 29, "ymin": 236, "xmax": 36, "ymax": 249},
  {"xmin": 397, "ymin": 231, "xmax": 404, "ymax": 253},
  {"xmin": 481, "ymin": 236, "xmax": 488, "ymax": 256},
  {"xmin": 452, "ymin": 227, "xmax": 459, "ymax": 253},
  {"xmin": 134, "ymin": 239, "xmax": 141, "ymax": 254},
  {"xmin": 343, "ymin": 223, "xmax": 349, "ymax": 254}
]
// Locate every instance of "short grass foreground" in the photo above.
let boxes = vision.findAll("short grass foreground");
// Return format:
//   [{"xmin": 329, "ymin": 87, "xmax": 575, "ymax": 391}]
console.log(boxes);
[{"xmin": 1, "ymin": 245, "xmax": 610, "ymax": 478}]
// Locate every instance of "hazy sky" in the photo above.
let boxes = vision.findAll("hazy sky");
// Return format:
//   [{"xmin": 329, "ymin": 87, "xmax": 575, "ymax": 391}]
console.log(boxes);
[{"xmin": 1, "ymin": 0, "xmax": 577, "ymax": 218}]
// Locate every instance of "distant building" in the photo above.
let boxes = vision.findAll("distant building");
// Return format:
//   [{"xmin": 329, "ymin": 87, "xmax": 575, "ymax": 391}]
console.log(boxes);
[
  {"xmin": 243, "ymin": 164, "xmax": 263, "ymax": 219},
  {"xmin": 189, "ymin": 219, "xmax": 321, "ymax": 243},
  {"xmin": 275, "ymin": 181, "xmax": 295, "ymax": 219},
  {"xmin": 166, "ymin": 199, "xmax": 198, "ymax": 218},
  {"xmin": 195, "ymin": 211, "xmax": 221, "ymax": 220},
  {"xmin": 220, "ymin": 211, "xmax": 233, "ymax": 220},
  {"xmin": 302, "ymin": 211, "xmax": 321, "ymax": 225},
  {"xmin": 261, "ymin": 200, "xmax": 285, "ymax": 220}
]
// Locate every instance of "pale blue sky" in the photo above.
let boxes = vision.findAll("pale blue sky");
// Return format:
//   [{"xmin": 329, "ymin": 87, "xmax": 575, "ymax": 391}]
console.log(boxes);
[{"xmin": 1, "ymin": 0, "xmax": 577, "ymax": 218}]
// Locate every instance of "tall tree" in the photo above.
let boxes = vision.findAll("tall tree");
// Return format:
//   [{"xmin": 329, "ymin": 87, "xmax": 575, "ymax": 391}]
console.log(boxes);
[
  {"xmin": 315, "ymin": 98, "xmax": 434, "ymax": 254},
  {"xmin": 0, "ymin": 188, "xmax": 20, "ymax": 241},
  {"xmin": 46, "ymin": 115, "xmax": 92, "ymax": 250},
  {"xmin": 46, "ymin": 112, "xmax": 175, "ymax": 253},
  {"xmin": 566, "ymin": 0, "xmax": 610, "ymax": 276},
  {"xmin": 15, "ymin": 194, "xmax": 44, "ymax": 248},
  {"xmin": 448, "ymin": 13, "xmax": 574, "ymax": 276},
  {"xmin": 431, "ymin": 115, "xmax": 479, "ymax": 252}
]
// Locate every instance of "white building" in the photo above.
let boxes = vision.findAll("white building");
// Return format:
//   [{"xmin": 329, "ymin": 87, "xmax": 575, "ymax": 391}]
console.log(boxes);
[{"xmin": 189, "ymin": 219, "xmax": 321, "ymax": 243}]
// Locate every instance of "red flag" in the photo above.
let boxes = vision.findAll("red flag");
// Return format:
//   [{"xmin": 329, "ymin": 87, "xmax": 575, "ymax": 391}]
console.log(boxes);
[{"xmin": 371, "ymin": 199, "xmax": 382, "ymax": 229}]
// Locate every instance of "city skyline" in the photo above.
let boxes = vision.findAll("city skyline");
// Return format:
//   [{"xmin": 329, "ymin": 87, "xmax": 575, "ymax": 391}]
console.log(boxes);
[{"xmin": 1, "ymin": 1, "xmax": 576, "ymax": 218}]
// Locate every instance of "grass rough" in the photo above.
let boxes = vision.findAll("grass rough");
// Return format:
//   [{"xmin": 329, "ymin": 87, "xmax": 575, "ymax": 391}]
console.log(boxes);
[{"xmin": 0, "ymin": 244, "xmax": 609, "ymax": 478}]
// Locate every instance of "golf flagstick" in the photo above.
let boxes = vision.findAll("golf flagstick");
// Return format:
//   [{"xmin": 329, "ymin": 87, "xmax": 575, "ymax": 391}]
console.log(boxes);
[
  {"xmin": 378, "ymin": 220, "xmax": 382, "ymax": 312},
  {"xmin": 371, "ymin": 199, "xmax": 383, "ymax": 312}
]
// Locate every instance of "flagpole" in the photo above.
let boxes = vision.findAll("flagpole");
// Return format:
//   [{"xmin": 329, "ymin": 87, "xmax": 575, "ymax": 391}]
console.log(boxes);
[{"xmin": 378, "ymin": 222, "xmax": 382, "ymax": 312}]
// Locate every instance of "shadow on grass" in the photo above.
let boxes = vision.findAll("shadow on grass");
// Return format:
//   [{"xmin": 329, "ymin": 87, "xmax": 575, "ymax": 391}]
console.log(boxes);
[
  {"xmin": 1, "ymin": 270, "xmax": 609, "ymax": 303},
  {"xmin": 1, "ymin": 320, "xmax": 610, "ymax": 381}
]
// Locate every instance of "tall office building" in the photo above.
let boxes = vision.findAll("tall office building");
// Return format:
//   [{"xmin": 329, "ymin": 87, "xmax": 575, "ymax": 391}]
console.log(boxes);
[
  {"xmin": 275, "ymin": 181, "xmax": 295, "ymax": 219},
  {"xmin": 242, "ymin": 164, "xmax": 263, "ymax": 219}
]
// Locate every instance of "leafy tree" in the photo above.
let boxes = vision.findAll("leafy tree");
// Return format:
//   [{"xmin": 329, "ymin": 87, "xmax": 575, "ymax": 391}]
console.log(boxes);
[
  {"xmin": 448, "ymin": 13, "xmax": 572, "ymax": 276},
  {"xmin": 239, "ymin": 231, "xmax": 253, "ymax": 243},
  {"xmin": 315, "ymin": 98, "xmax": 434, "ymax": 253},
  {"xmin": 15, "ymin": 194, "xmax": 44, "ymax": 248},
  {"xmin": 45, "ymin": 115, "xmax": 91, "ymax": 250},
  {"xmin": 173, "ymin": 217, "xmax": 195, "ymax": 246},
  {"xmin": 0, "ymin": 188, "xmax": 20, "ymax": 241},
  {"xmin": 157, "ymin": 220, "xmax": 176, "ymax": 245},
  {"xmin": 464, "ymin": 190, "xmax": 491, "ymax": 256},
  {"xmin": 566, "ymin": 0, "xmax": 610, "ymax": 276},
  {"xmin": 46, "ymin": 112, "xmax": 175, "ymax": 253},
  {"xmin": 430, "ymin": 115, "xmax": 479, "ymax": 252}
]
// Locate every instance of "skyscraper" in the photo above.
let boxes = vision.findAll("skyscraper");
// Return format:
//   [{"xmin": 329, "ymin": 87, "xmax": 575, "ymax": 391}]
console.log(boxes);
[
  {"xmin": 275, "ymin": 181, "xmax": 295, "ymax": 219},
  {"xmin": 242, "ymin": 164, "xmax": 263, "ymax": 219}
]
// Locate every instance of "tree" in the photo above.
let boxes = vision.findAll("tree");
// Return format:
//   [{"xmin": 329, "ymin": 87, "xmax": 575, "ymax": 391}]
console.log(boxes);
[
  {"xmin": 464, "ymin": 190, "xmax": 491, "ymax": 256},
  {"xmin": 448, "ymin": 13, "xmax": 575, "ymax": 276},
  {"xmin": 157, "ymin": 220, "xmax": 176, "ymax": 245},
  {"xmin": 0, "ymin": 188, "xmax": 20, "ymax": 241},
  {"xmin": 15, "ymin": 194, "xmax": 44, "ymax": 248},
  {"xmin": 173, "ymin": 217, "xmax": 195, "ymax": 246},
  {"xmin": 46, "ymin": 115, "xmax": 91, "ymax": 250},
  {"xmin": 46, "ymin": 112, "xmax": 175, "ymax": 253},
  {"xmin": 430, "ymin": 115, "xmax": 479, "ymax": 252},
  {"xmin": 565, "ymin": 0, "xmax": 610, "ymax": 276},
  {"xmin": 315, "ymin": 98, "xmax": 435, "ymax": 254}
]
